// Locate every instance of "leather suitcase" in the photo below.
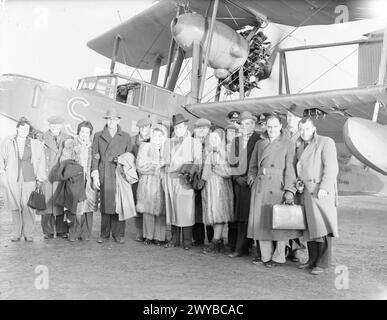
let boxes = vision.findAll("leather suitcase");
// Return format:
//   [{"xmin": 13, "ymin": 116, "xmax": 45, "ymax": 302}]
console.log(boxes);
[{"xmin": 272, "ymin": 204, "xmax": 306, "ymax": 230}]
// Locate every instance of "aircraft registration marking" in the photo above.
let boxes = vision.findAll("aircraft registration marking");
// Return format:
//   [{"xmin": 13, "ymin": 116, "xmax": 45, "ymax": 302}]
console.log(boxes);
[{"xmin": 65, "ymin": 96, "xmax": 89, "ymax": 135}]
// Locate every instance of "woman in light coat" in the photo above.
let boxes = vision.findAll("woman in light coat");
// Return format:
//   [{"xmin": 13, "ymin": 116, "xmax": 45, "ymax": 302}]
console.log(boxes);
[
  {"xmin": 0, "ymin": 117, "xmax": 46, "ymax": 241},
  {"xmin": 136, "ymin": 124, "xmax": 168, "ymax": 245},
  {"xmin": 60, "ymin": 121, "xmax": 97, "ymax": 241},
  {"xmin": 201, "ymin": 129, "xmax": 234, "ymax": 253}
]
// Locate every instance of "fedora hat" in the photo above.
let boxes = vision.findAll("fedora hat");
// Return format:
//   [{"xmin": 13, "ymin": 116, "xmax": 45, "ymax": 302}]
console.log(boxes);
[
  {"xmin": 288, "ymin": 104, "xmax": 304, "ymax": 118},
  {"xmin": 172, "ymin": 113, "xmax": 188, "ymax": 127},
  {"xmin": 104, "ymin": 108, "xmax": 121, "ymax": 119}
]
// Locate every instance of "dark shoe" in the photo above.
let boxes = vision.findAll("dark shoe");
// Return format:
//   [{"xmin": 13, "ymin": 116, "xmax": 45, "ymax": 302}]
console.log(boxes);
[
  {"xmin": 203, "ymin": 240, "xmax": 218, "ymax": 254},
  {"xmin": 97, "ymin": 237, "xmax": 104, "ymax": 244},
  {"xmin": 11, "ymin": 237, "xmax": 21, "ymax": 242},
  {"xmin": 263, "ymin": 261, "xmax": 273, "ymax": 268},
  {"xmin": 143, "ymin": 239, "xmax": 152, "ymax": 245},
  {"xmin": 311, "ymin": 267, "xmax": 324, "ymax": 275},
  {"xmin": 43, "ymin": 234, "xmax": 54, "ymax": 239},
  {"xmin": 56, "ymin": 233, "xmax": 68, "ymax": 239},
  {"xmin": 298, "ymin": 263, "xmax": 313, "ymax": 269},
  {"xmin": 218, "ymin": 239, "xmax": 226, "ymax": 253},
  {"xmin": 192, "ymin": 240, "xmax": 204, "ymax": 247},
  {"xmin": 252, "ymin": 257, "xmax": 262, "ymax": 265}
]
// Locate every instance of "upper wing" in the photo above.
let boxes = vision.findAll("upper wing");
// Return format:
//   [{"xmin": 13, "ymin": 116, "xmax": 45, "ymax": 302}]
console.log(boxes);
[
  {"xmin": 87, "ymin": 0, "xmax": 375, "ymax": 70},
  {"xmin": 87, "ymin": 0, "xmax": 257, "ymax": 70},
  {"xmin": 185, "ymin": 85, "xmax": 387, "ymax": 142}
]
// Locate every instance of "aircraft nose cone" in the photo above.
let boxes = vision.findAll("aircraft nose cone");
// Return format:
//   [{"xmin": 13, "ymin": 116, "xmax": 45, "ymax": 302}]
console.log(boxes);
[{"xmin": 344, "ymin": 117, "xmax": 387, "ymax": 175}]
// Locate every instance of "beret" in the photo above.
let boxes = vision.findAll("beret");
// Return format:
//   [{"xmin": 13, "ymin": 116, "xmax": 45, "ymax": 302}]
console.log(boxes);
[{"xmin": 47, "ymin": 115, "xmax": 65, "ymax": 124}]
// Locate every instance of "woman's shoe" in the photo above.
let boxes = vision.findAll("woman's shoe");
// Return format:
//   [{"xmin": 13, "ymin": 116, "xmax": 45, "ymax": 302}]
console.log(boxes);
[
  {"xmin": 311, "ymin": 267, "xmax": 324, "ymax": 275},
  {"xmin": 24, "ymin": 237, "xmax": 33, "ymax": 242},
  {"xmin": 11, "ymin": 237, "xmax": 20, "ymax": 242},
  {"xmin": 263, "ymin": 261, "xmax": 273, "ymax": 268},
  {"xmin": 252, "ymin": 257, "xmax": 262, "ymax": 265},
  {"xmin": 298, "ymin": 263, "xmax": 312, "ymax": 269},
  {"xmin": 203, "ymin": 239, "xmax": 219, "ymax": 254},
  {"xmin": 164, "ymin": 242, "xmax": 177, "ymax": 248},
  {"xmin": 143, "ymin": 239, "xmax": 152, "ymax": 245}
]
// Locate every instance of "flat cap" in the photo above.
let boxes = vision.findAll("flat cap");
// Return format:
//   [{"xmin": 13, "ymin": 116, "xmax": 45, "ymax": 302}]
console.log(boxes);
[
  {"xmin": 239, "ymin": 111, "xmax": 257, "ymax": 122},
  {"xmin": 194, "ymin": 118, "xmax": 211, "ymax": 128},
  {"xmin": 47, "ymin": 115, "xmax": 65, "ymax": 124},
  {"xmin": 136, "ymin": 118, "xmax": 152, "ymax": 128},
  {"xmin": 257, "ymin": 112, "xmax": 272, "ymax": 124}
]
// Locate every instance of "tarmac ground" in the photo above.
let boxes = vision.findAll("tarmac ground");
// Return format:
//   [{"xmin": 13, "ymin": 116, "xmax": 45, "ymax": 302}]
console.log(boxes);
[{"xmin": 0, "ymin": 195, "xmax": 386, "ymax": 300}]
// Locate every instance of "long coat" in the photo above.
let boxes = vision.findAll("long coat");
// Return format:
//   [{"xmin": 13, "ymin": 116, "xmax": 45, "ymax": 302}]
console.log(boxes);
[
  {"xmin": 247, "ymin": 133, "xmax": 302, "ymax": 241},
  {"xmin": 201, "ymin": 148, "xmax": 234, "ymax": 225},
  {"xmin": 0, "ymin": 136, "xmax": 46, "ymax": 211},
  {"xmin": 136, "ymin": 142, "xmax": 165, "ymax": 216},
  {"xmin": 229, "ymin": 131, "xmax": 261, "ymax": 222},
  {"xmin": 163, "ymin": 131, "xmax": 202, "ymax": 227},
  {"xmin": 295, "ymin": 134, "xmax": 339, "ymax": 240},
  {"xmin": 91, "ymin": 125, "xmax": 132, "ymax": 214},
  {"xmin": 40, "ymin": 130, "xmax": 71, "ymax": 215},
  {"xmin": 60, "ymin": 137, "xmax": 98, "ymax": 214}
]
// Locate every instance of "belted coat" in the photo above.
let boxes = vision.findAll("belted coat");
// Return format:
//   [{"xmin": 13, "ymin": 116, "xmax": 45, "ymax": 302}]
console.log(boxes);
[
  {"xmin": 91, "ymin": 125, "xmax": 132, "ymax": 214},
  {"xmin": 295, "ymin": 134, "xmax": 339, "ymax": 240},
  {"xmin": 247, "ymin": 133, "xmax": 302, "ymax": 241}
]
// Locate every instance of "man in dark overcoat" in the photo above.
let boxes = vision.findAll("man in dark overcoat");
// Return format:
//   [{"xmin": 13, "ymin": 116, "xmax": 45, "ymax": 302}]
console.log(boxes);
[
  {"xmin": 91, "ymin": 108, "xmax": 132, "ymax": 244},
  {"xmin": 228, "ymin": 111, "xmax": 261, "ymax": 258}
]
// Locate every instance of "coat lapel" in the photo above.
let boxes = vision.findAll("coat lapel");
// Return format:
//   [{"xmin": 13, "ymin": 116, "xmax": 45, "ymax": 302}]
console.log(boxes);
[
  {"xmin": 297, "ymin": 134, "xmax": 319, "ymax": 166},
  {"xmin": 258, "ymin": 136, "xmax": 282, "ymax": 168}
]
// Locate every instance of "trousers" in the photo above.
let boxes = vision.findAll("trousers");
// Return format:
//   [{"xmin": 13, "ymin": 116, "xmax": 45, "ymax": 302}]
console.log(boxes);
[
  {"xmin": 171, "ymin": 225, "xmax": 192, "ymax": 247},
  {"xmin": 11, "ymin": 179, "xmax": 36, "ymax": 239},
  {"xmin": 100, "ymin": 212, "xmax": 125, "ymax": 239},
  {"xmin": 307, "ymin": 236, "xmax": 332, "ymax": 268},
  {"xmin": 41, "ymin": 213, "xmax": 68, "ymax": 236},
  {"xmin": 67, "ymin": 211, "xmax": 93, "ymax": 240},
  {"xmin": 259, "ymin": 241, "xmax": 287, "ymax": 263}
]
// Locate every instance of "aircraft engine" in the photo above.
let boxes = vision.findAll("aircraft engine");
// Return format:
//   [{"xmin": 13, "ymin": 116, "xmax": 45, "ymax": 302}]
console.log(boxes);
[{"xmin": 171, "ymin": 13, "xmax": 249, "ymax": 79}]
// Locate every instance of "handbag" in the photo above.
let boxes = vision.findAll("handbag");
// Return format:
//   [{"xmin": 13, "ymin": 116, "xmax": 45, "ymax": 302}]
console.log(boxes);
[
  {"xmin": 272, "ymin": 204, "xmax": 306, "ymax": 230},
  {"xmin": 27, "ymin": 185, "xmax": 47, "ymax": 211}
]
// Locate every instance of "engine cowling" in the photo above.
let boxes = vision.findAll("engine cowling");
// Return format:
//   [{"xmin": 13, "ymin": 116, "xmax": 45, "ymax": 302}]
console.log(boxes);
[{"xmin": 171, "ymin": 13, "xmax": 249, "ymax": 79}]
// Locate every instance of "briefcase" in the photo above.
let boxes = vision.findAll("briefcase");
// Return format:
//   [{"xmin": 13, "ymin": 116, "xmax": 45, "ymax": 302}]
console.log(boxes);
[
  {"xmin": 272, "ymin": 204, "xmax": 306, "ymax": 230},
  {"xmin": 27, "ymin": 186, "xmax": 47, "ymax": 211}
]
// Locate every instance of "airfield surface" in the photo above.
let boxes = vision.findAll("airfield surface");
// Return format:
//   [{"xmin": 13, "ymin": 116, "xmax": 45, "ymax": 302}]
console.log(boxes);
[{"xmin": 0, "ymin": 196, "xmax": 386, "ymax": 300}]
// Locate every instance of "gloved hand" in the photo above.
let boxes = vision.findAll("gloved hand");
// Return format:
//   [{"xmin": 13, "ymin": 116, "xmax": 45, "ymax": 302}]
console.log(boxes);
[
  {"xmin": 236, "ymin": 176, "xmax": 249, "ymax": 187},
  {"xmin": 247, "ymin": 175, "xmax": 255, "ymax": 188},
  {"xmin": 283, "ymin": 191, "xmax": 294, "ymax": 205}
]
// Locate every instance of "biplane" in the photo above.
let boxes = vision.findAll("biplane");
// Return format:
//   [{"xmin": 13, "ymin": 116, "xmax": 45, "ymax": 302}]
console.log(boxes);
[{"xmin": 1, "ymin": 0, "xmax": 387, "ymax": 195}]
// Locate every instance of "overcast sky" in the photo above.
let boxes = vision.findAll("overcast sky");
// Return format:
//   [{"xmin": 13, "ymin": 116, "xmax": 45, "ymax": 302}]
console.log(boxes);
[{"xmin": 0, "ymin": 0, "xmax": 385, "ymax": 111}]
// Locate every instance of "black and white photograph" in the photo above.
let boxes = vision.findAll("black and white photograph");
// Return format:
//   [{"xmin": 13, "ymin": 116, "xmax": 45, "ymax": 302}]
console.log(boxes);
[{"xmin": 0, "ymin": 0, "xmax": 386, "ymax": 305}]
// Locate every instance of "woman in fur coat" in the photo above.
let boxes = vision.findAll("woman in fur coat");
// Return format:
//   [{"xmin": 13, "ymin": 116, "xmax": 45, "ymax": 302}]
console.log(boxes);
[
  {"xmin": 60, "ymin": 121, "xmax": 97, "ymax": 241},
  {"xmin": 201, "ymin": 129, "xmax": 234, "ymax": 253}
]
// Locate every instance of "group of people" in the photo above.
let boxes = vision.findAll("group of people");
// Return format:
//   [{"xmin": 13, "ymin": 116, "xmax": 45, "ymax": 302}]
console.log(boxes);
[{"xmin": 0, "ymin": 103, "xmax": 339, "ymax": 276}]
